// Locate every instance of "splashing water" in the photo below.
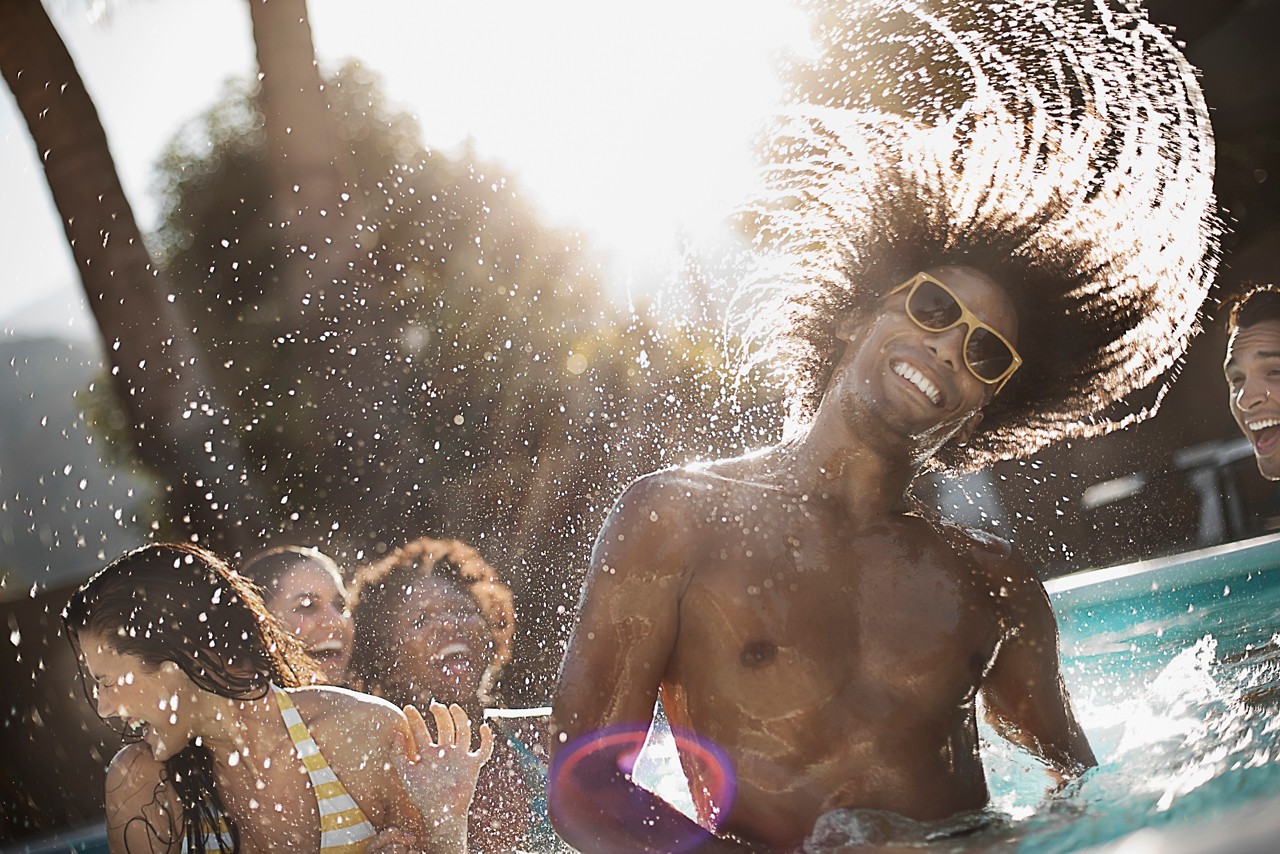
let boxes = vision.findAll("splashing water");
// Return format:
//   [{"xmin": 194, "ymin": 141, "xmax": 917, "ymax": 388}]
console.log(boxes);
[
  {"xmin": 990, "ymin": 557, "xmax": 1280, "ymax": 853},
  {"xmin": 734, "ymin": 0, "xmax": 1220, "ymax": 468},
  {"xmin": 788, "ymin": 570, "xmax": 1280, "ymax": 853}
]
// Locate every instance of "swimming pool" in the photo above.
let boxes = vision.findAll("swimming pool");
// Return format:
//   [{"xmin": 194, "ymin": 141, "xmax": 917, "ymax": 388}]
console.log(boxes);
[
  {"xmin": 995, "ymin": 531, "xmax": 1280, "ymax": 853},
  {"xmin": 635, "ymin": 532, "xmax": 1280, "ymax": 853}
]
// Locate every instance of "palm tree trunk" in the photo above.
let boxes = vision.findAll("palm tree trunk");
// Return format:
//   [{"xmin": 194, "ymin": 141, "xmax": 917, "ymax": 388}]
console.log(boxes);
[
  {"xmin": 0, "ymin": 0, "xmax": 257, "ymax": 552},
  {"xmin": 247, "ymin": 0, "xmax": 361, "ymax": 320}
]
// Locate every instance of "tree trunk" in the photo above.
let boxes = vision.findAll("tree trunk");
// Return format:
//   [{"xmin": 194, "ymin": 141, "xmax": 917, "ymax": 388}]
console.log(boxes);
[
  {"xmin": 247, "ymin": 0, "xmax": 361, "ymax": 320},
  {"xmin": 0, "ymin": 0, "xmax": 258, "ymax": 553},
  {"xmin": 244, "ymin": 0, "xmax": 418, "ymax": 553}
]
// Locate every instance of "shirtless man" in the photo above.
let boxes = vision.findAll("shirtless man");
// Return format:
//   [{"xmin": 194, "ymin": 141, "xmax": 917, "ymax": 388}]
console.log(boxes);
[
  {"xmin": 550, "ymin": 263, "xmax": 1097, "ymax": 852},
  {"xmin": 548, "ymin": 3, "xmax": 1220, "ymax": 831},
  {"xmin": 1224, "ymin": 286, "xmax": 1280, "ymax": 480}
]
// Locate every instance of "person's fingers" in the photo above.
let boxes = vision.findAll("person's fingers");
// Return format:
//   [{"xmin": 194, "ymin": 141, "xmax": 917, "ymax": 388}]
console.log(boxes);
[
  {"xmin": 403, "ymin": 704, "xmax": 430, "ymax": 758},
  {"xmin": 392, "ymin": 736, "xmax": 411, "ymax": 776},
  {"xmin": 428, "ymin": 700, "xmax": 455, "ymax": 748},
  {"xmin": 475, "ymin": 720, "xmax": 495, "ymax": 763},
  {"xmin": 449, "ymin": 703, "xmax": 472, "ymax": 751}
]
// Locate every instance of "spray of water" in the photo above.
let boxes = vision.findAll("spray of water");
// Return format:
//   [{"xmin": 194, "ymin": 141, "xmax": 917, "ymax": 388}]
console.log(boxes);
[{"xmin": 733, "ymin": 0, "xmax": 1220, "ymax": 470}]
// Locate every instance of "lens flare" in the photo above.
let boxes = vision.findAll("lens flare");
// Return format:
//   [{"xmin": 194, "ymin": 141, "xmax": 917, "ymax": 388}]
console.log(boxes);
[{"xmin": 549, "ymin": 723, "xmax": 736, "ymax": 853}]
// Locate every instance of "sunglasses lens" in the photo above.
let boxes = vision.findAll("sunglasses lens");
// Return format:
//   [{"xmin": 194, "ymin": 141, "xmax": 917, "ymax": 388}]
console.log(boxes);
[
  {"xmin": 907, "ymin": 281, "xmax": 963, "ymax": 330},
  {"xmin": 966, "ymin": 329, "xmax": 1015, "ymax": 381}
]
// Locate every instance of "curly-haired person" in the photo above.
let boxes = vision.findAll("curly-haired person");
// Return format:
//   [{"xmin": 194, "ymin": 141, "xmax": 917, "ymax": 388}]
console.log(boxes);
[
  {"xmin": 349, "ymin": 537, "xmax": 552, "ymax": 854},
  {"xmin": 65, "ymin": 542, "xmax": 492, "ymax": 854}
]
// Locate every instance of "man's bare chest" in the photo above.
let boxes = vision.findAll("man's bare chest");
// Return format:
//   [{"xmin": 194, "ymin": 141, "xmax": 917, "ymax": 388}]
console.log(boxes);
[{"xmin": 666, "ymin": 519, "xmax": 1002, "ymax": 707}]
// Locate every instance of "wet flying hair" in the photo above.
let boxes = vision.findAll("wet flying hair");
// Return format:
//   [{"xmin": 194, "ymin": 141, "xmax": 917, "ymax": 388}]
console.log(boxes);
[
  {"xmin": 63, "ymin": 542, "xmax": 320, "ymax": 854},
  {"xmin": 1225, "ymin": 285, "xmax": 1280, "ymax": 338},
  {"xmin": 238, "ymin": 544, "xmax": 344, "ymax": 596},
  {"xmin": 348, "ymin": 536, "xmax": 515, "ymax": 706},
  {"xmin": 735, "ymin": 0, "xmax": 1221, "ymax": 472}
]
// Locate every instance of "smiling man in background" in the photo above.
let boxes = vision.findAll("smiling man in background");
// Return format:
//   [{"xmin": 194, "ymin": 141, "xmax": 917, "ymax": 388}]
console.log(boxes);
[{"xmin": 1225, "ymin": 286, "xmax": 1280, "ymax": 480}]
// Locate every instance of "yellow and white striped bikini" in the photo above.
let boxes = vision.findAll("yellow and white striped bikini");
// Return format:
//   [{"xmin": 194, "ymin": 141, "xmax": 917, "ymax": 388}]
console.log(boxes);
[
  {"xmin": 181, "ymin": 685, "xmax": 377, "ymax": 853},
  {"xmin": 272, "ymin": 684, "xmax": 377, "ymax": 852}
]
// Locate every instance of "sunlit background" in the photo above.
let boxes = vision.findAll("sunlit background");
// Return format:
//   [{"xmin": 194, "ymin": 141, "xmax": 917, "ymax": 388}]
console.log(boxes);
[{"xmin": 0, "ymin": 0, "xmax": 811, "ymax": 329}]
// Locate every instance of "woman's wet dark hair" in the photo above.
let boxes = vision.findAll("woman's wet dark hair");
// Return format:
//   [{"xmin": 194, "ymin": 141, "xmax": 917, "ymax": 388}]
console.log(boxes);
[
  {"xmin": 63, "ymin": 542, "xmax": 320, "ymax": 853},
  {"xmin": 348, "ymin": 536, "xmax": 515, "ymax": 706},
  {"xmin": 238, "ymin": 544, "xmax": 344, "ymax": 598}
]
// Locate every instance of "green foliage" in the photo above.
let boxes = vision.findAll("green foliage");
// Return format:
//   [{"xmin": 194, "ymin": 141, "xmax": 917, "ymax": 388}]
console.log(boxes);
[{"xmin": 149, "ymin": 61, "xmax": 779, "ymax": 696}]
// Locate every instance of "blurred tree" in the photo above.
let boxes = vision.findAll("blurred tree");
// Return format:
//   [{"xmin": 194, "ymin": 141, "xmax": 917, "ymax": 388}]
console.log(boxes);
[
  {"xmin": 0, "ymin": 1, "xmax": 755, "ymax": 837},
  {"xmin": 245, "ymin": 0, "xmax": 363, "ymax": 319},
  {"xmin": 150, "ymin": 63, "xmax": 776, "ymax": 696},
  {"xmin": 2, "ymin": 0, "xmax": 777, "ymax": 711},
  {"xmin": 0, "ymin": 0, "xmax": 258, "ymax": 554}
]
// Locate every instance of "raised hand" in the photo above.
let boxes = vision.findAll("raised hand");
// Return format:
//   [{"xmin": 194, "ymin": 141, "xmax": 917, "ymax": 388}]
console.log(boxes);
[{"xmin": 394, "ymin": 701, "xmax": 494, "ymax": 839}]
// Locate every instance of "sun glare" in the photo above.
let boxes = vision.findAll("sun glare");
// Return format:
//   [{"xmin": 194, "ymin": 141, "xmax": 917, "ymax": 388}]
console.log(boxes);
[{"xmin": 310, "ymin": 0, "xmax": 814, "ymax": 286}]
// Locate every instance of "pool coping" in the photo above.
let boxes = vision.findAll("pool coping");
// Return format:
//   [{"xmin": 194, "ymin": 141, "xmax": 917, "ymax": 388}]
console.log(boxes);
[{"xmin": 1045, "ymin": 531, "xmax": 1280, "ymax": 609}]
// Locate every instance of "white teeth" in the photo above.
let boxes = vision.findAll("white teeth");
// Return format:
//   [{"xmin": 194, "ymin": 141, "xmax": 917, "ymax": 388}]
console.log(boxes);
[
  {"xmin": 892, "ymin": 362, "xmax": 941, "ymax": 405},
  {"xmin": 1248, "ymin": 418, "xmax": 1280, "ymax": 432},
  {"xmin": 309, "ymin": 639, "xmax": 345, "ymax": 653},
  {"xmin": 434, "ymin": 641, "xmax": 470, "ymax": 660}
]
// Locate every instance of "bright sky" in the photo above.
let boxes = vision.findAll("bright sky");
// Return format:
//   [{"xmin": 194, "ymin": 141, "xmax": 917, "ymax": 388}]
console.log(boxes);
[{"xmin": 0, "ymin": 0, "xmax": 811, "ymax": 328}]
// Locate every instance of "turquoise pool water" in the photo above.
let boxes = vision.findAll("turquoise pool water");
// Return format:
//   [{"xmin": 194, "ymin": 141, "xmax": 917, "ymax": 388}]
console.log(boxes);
[{"xmin": 976, "ymin": 533, "xmax": 1280, "ymax": 852}]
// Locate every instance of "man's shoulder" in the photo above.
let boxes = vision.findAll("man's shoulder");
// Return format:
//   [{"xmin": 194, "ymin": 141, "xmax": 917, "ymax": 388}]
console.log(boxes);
[
  {"xmin": 929, "ymin": 518, "xmax": 1052, "ymax": 629},
  {"xmin": 592, "ymin": 467, "xmax": 736, "ymax": 582},
  {"xmin": 619, "ymin": 459, "xmax": 781, "ymax": 507},
  {"xmin": 612, "ymin": 465, "xmax": 727, "ymax": 517},
  {"xmin": 929, "ymin": 515, "xmax": 1040, "ymax": 583},
  {"xmin": 937, "ymin": 517, "xmax": 1015, "ymax": 561}
]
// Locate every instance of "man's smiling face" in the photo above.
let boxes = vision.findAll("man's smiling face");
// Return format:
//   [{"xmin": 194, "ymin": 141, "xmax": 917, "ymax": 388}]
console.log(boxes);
[
  {"xmin": 1225, "ymin": 319, "xmax": 1280, "ymax": 480},
  {"xmin": 831, "ymin": 265, "xmax": 1019, "ymax": 454}
]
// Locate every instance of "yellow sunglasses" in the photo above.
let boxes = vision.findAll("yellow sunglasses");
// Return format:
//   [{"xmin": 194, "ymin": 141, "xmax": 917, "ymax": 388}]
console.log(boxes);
[{"xmin": 888, "ymin": 272, "xmax": 1022, "ymax": 395}]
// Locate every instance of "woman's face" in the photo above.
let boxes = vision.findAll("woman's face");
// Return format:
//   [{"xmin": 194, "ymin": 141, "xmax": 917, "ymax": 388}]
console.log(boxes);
[
  {"xmin": 80, "ymin": 633, "xmax": 194, "ymax": 761},
  {"xmin": 266, "ymin": 561, "xmax": 354, "ymax": 683},
  {"xmin": 384, "ymin": 576, "xmax": 493, "ymax": 707}
]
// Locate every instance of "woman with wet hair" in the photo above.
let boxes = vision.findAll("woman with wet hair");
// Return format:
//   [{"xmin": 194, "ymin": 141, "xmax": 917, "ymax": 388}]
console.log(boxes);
[
  {"xmin": 64, "ymin": 542, "xmax": 492, "ymax": 854},
  {"xmin": 239, "ymin": 545, "xmax": 354, "ymax": 685},
  {"xmin": 349, "ymin": 537, "xmax": 552, "ymax": 854}
]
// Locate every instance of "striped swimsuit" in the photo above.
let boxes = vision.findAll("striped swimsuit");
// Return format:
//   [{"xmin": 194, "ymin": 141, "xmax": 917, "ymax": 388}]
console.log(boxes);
[
  {"xmin": 182, "ymin": 686, "xmax": 377, "ymax": 852},
  {"xmin": 273, "ymin": 684, "xmax": 378, "ymax": 852}
]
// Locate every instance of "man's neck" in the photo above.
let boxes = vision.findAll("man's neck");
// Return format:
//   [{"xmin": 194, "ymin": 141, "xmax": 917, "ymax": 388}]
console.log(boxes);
[{"xmin": 772, "ymin": 409, "xmax": 920, "ymax": 516}]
